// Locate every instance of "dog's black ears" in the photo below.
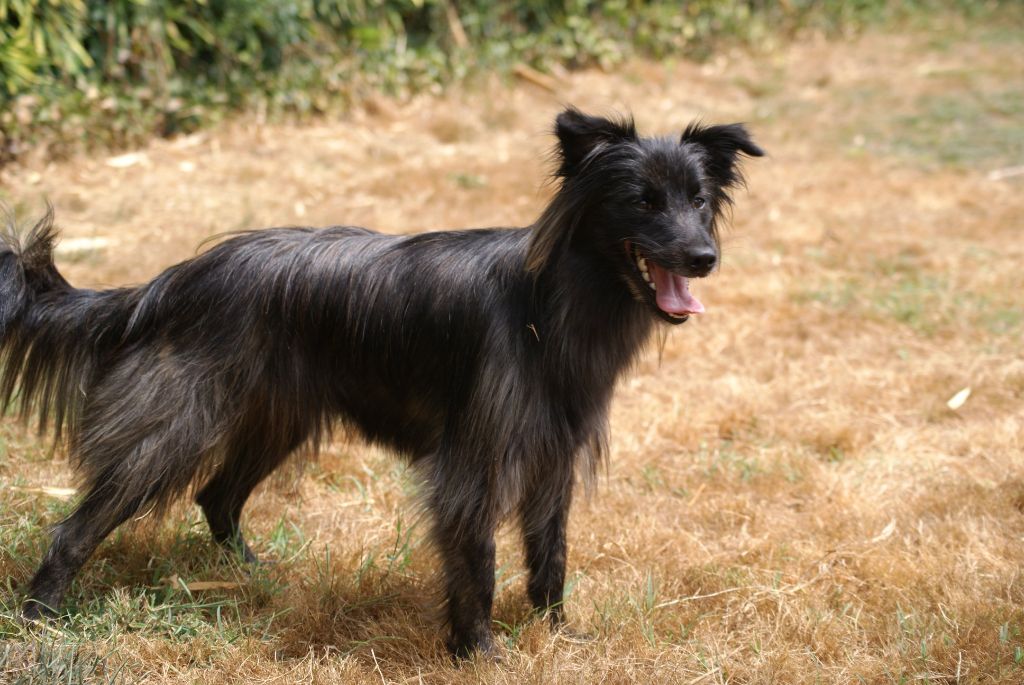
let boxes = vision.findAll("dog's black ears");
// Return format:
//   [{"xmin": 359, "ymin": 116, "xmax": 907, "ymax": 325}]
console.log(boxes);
[
  {"xmin": 527, "ymin": 109, "xmax": 635, "ymax": 273},
  {"xmin": 681, "ymin": 122, "xmax": 764, "ymax": 189},
  {"xmin": 554, "ymin": 107, "xmax": 637, "ymax": 176}
]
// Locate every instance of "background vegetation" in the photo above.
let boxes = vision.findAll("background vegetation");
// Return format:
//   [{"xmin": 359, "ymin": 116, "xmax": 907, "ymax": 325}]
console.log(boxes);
[{"xmin": 0, "ymin": 0, "xmax": 996, "ymax": 162}]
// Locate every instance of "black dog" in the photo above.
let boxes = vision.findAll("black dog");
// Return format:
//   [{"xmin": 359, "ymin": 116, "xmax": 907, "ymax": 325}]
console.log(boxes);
[{"xmin": 1, "ymin": 108, "xmax": 761, "ymax": 656}]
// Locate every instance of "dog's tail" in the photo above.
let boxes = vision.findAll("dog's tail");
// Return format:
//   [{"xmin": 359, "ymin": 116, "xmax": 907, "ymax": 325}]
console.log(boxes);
[
  {"xmin": 0, "ymin": 206, "xmax": 134, "ymax": 442},
  {"xmin": 0, "ymin": 206, "xmax": 61, "ymax": 336}
]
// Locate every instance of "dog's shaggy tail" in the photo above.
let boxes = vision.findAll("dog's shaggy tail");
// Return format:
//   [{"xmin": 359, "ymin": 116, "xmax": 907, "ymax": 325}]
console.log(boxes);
[
  {"xmin": 0, "ymin": 206, "xmax": 59, "ymax": 336},
  {"xmin": 0, "ymin": 207, "xmax": 135, "ymax": 443}
]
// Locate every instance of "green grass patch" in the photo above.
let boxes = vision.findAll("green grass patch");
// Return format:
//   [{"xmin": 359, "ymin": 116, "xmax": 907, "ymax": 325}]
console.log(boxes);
[
  {"xmin": 891, "ymin": 89, "xmax": 1024, "ymax": 168},
  {"xmin": 0, "ymin": 479, "xmax": 288, "ymax": 646},
  {"xmin": 0, "ymin": 638, "xmax": 125, "ymax": 685},
  {"xmin": 698, "ymin": 439, "xmax": 765, "ymax": 484},
  {"xmin": 794, "ymin": 251, "xmax": 1023, "ymax": 339}
]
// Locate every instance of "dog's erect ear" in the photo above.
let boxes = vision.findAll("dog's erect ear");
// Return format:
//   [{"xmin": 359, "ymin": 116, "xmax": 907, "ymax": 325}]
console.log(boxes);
[
  {"xmin": 526, "ymin": 109, "xmax": 636, "ymax": 273},
  {"xmin": 681, "ymin": 122, "xmax": 764, "ymax": 190},
  {"xmin": 526, "ymin": 109, "xmax": 634, "ymax": 274},
  {"xmin": 555, "ymin": 107, "xmax": 637, "ymax": 176}
]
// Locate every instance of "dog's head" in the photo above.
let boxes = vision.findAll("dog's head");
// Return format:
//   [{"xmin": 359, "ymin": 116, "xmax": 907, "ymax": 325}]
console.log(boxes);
[{"xmin": 527, "ymin": 107, "xmax": 763, "ymax": 325}]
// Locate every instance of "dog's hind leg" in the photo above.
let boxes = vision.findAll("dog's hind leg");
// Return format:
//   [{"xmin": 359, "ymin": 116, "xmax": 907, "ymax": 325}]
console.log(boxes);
[
  {"xmin": 195, "ymin": 423, "xmax": 308, "ymax": 563},
  {"xmin": 520, "ymin": 459, "xmax": 574, "ymax": 628},
  {"xmin": 22, "ymin": 444, "xmax": 196, "ymax": 620},
  {"xmin": 428, "ymin": 480, "xmax": 498, "ymax": 658},
  {"xmin": 23, "ymin": 375, "xmax": 224, "ymax": 619}
]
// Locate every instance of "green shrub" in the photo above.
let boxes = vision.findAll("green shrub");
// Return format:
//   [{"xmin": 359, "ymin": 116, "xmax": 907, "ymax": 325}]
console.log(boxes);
[{"xmin": 0, "ymin": 0, "xmax": 1002, "ymax": 162}]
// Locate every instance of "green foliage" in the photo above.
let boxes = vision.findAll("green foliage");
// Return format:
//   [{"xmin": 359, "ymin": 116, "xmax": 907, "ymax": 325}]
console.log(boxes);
[
  {"xmin": 0, "ymin": 0, "xmax": 1006, "ymax": 162},
  {"xmin": 0, "ymin": 1, "xmax": 87, "ymax": 96}
]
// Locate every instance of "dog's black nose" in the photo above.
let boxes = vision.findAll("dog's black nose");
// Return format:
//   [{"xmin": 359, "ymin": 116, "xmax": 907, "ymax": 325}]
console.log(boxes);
[{"xmin": 687, "ymin": 248, "xmax": 717, "ymax": 274}]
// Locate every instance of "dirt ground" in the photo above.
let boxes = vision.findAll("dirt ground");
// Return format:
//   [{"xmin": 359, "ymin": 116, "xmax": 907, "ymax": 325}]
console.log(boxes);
[{"xmin": 1, "ymin": 10, "xmax": 1023, "ymax": 684}]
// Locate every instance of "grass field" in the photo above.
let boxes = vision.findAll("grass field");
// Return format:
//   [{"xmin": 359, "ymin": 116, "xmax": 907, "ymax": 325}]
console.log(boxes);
[{"xmin": 1, "ymin": 10, "xmax": 1023, "ymax": 684}]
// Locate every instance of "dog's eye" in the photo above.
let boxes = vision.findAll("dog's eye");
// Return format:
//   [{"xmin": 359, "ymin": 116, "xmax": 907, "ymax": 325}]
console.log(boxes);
[
  {"xmin": 635, "ymin": 197, "xmax": 653, "ymax": 210},
  {"xmin": 692, "ymin": 196, "xmax": 707, "ymax": 210}
]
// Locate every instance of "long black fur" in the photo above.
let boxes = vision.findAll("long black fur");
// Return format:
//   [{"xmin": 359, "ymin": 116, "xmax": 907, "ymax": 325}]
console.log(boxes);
[{"xmin": 1, "ymin": 108, "xmax": 762, "ymax": 657}]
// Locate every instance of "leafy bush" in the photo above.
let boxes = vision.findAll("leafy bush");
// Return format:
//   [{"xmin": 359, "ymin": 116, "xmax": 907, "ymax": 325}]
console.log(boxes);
[{"xmin": 0, "ymin": 0, "xmax": 998, "ymax": 162}]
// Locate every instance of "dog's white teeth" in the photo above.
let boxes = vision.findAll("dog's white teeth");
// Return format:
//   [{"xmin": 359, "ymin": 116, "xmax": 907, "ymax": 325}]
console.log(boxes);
[{"xmin": 635, "ymin": 254, "xmax": 654, "ymax": 289}]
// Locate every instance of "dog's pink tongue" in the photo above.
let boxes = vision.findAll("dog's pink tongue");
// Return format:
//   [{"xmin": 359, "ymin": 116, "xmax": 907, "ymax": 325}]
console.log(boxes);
[{"xmin": 648, "ymin": 262, "xmax": 705, "ymax": 315}]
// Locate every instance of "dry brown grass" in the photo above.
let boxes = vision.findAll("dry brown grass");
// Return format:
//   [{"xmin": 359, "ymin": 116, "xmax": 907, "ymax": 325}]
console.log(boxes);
[{"xmin": 2, "ymin": 11, "xmax": 1023, "ymax": 684}]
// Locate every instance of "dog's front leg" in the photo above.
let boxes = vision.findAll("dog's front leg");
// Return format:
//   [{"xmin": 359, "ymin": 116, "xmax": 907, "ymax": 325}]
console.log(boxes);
[
  {"xmin": 520, "ymin": 461, "xmax": 573, "ymax": 628},
  {"xmin": 431, "ymin": 497, "xmax": 498, "ymax": 659}
]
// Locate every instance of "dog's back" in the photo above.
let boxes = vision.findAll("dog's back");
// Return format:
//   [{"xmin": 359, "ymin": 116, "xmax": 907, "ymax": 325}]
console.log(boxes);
[{"xmin": 2, "ymin": 220, "xmax": 533, "ymax": 492}]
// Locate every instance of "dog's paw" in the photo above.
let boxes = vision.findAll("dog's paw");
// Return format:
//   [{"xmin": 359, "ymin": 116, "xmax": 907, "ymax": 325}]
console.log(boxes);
[
  {"xmin": 239, "ymin": 545, "xmax": 261, "ymax": 565},
  {"xmin": 478, "ymin": 640, "xmax": 505, "ymax": 664},
  {"xmin": 21, "ymin": 600, "xmax": 57, "ymax": 625},
  {"xmin": 447, "ymin": 634, "xmax": 503, "ymax": 664},
  {"xmin": 215, "ymin": 539, "xmax": 262, "ymax": 565}
]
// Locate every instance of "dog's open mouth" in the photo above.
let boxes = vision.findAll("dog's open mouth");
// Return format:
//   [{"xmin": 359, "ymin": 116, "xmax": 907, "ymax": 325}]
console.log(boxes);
[{"xmin": 627, "ymin": 243, "xmax": 706, "ymax": 322}]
